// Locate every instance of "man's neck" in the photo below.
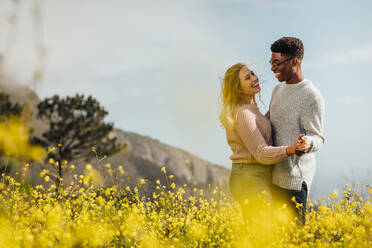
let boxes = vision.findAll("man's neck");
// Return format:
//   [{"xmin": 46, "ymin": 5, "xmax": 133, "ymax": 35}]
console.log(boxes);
[{"xmin": 286, "ymin": 71, "xmax": 304, "ymax": 84}]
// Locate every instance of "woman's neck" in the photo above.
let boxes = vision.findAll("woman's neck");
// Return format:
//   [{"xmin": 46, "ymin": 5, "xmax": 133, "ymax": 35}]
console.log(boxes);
[{"xmin": 242, "ymin": 95, "xmax": 255, "ymax": 105}]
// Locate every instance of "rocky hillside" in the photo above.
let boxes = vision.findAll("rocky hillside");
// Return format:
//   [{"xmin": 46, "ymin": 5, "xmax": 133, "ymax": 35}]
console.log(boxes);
[
  {"xmin": 109, "ymin": 129, "xmax": 229, "ymax": 189},
  {"xmin": 0, "ymin": 81, "xmax": 230, "ymax": 190}
]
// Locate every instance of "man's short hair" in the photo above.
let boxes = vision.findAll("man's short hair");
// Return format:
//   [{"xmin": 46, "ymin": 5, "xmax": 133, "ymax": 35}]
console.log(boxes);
[{"xmin": 271, "ymin": 37, "xmax": 304, "ymax": 60}]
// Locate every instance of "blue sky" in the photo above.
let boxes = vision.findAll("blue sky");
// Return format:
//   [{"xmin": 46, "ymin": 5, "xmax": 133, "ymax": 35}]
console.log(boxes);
[{"xmin": 1, "ymin": 0, "xmax": 371, "ymax": 199}]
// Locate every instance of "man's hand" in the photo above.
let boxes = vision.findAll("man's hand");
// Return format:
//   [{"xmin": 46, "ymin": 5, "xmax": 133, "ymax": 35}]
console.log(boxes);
[{"xmin": 295, "ymin": 135, "xmax": 310, "ymax": 156}]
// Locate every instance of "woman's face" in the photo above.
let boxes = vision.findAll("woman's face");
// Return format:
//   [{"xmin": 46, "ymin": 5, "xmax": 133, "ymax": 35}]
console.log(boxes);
[{"xmin": 238, "ymin": 66, "xmax": 260, "ymax": 96}]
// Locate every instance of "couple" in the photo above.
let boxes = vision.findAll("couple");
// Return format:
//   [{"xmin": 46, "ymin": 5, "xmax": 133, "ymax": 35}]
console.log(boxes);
[{"xmin": 220, "ymin": 37, "xmax": 325, "ymax": 225}]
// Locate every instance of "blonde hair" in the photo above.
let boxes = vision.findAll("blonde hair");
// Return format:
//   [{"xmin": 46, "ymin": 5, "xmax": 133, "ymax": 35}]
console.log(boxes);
[{"xmin": 219, "ymin": 63, "xmax": 257, "ymax": 129}]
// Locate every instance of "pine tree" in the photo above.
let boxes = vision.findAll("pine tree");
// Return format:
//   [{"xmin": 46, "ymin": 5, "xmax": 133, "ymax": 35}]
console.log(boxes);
[
  {"xmin": 0, "ymin": 93, "xmax": 23, "ymax": 121},
  {"xmin": 33, "ymin": 94, "xmax": 122, "ymax": 189}
]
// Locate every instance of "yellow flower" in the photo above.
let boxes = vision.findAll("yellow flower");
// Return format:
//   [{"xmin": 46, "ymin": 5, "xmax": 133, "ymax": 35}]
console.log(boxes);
[
  {"xmin": 0, "ymin": 118, "xmax": 45, "ymax": 160},
  {"xmin": 318, "ymin": 205, "xmax": 328, "ymax": 214},
  {"xmin": 199, "ymin": 189, "xmax": 204, "ymax": 196},
  {"xmin": 330, "ymin": 190, "xmax": 338, "ymax": 199},
  {"xmin": 48, "ymin": 147, "xmax": 56, "ymax": 154},
  {"xmin": 117, "ymin": 165, "xmax": 125, "ymax": 175},
  {"xmin": 85, "ymin": 164, "xmax": 92, "ymax": 171},
  {"xmin": 40, "ymin": 169, "xmax": 49, "ymax": 178},
  {"xmin": 161, "ymin": 167, "xmax": 166, "ymax": 174}
]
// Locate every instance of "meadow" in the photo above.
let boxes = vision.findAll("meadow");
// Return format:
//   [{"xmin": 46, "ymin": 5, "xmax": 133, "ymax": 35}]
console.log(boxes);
[
  {"xmin": 0, "ymin": 118, "xmax": 371, "ymax": 247},
  {"xmin": 0, "ymin": 163, "xmax": 370, "ymax": 248}
]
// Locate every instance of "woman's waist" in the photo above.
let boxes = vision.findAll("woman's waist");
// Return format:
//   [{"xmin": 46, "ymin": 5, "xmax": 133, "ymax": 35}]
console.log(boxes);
[{"xmin": 232, "ymin": 162, "xmax": 273, "ymax": 173}]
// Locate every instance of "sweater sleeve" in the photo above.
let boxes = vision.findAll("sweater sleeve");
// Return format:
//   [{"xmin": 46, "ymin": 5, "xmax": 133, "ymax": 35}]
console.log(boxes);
[
  {"xmin": 236, "ymin": 108, "xmax": 288, "ymax": 165},
  {"xmin": 301, "ymin": 94, "xmax": 325, "ymax": 153}
]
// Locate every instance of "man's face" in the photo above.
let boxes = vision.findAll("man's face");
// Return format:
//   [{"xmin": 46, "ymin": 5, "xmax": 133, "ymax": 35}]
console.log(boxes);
[{"xmin": 270, "ymin": 52, "xmax": 294, "ymax": 82}]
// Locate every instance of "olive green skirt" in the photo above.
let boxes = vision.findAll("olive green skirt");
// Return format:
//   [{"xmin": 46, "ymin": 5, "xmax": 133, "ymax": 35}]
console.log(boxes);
[{"xmin": 229, "ymin": 162, "xmax": 273, "ymax": 204}]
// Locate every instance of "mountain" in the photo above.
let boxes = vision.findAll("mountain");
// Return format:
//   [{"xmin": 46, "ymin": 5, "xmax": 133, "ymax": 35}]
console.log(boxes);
[
  {"xmin": 109, "ymin": 129, "xmax": 229, "ymax": 189},
  {"xmin": 0, "ymin": 81, "xmax": 230, "ymax": 191}
]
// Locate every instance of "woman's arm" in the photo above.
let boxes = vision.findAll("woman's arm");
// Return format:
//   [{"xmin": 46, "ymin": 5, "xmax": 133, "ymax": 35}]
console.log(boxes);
[{"xmin": 236, "ymin": 108, "xmax": 295, "ymax": 165}]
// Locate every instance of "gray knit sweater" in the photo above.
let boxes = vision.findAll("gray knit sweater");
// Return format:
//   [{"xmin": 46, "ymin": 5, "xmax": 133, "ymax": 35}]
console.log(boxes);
[{"xmin": 269, "ymin": 79, "xmax": 325, "ymax": 191}]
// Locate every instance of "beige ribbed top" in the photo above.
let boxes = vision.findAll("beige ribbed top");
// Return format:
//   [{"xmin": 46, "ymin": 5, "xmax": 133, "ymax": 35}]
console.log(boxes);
[{"xmin": 226, "ymin": 104, "xmax": 288, "ymax": 165}]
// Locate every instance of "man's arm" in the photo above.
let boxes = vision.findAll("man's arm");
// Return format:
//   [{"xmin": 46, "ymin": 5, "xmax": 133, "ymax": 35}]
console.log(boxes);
[{"xmin": 301, "ymin": 94, "xmax": 325, "ymax": 153}]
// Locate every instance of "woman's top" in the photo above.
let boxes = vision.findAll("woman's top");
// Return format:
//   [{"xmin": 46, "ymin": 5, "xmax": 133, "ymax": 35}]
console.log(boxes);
[{"xmin": 226, "ymin": 104, "xmax": 288, "ymax": 165}]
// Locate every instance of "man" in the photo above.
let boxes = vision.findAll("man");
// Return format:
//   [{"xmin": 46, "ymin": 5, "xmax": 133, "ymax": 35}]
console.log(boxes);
[{"xmin": 268, "ymin": 37, "xmax": 325, "ymax": 225}]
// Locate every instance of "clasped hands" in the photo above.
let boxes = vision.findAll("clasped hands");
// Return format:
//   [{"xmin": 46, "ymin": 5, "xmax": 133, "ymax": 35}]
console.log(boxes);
[
  {"xmin": 294, "ymin": 134, "xmax": 309, "ymax": 156},
  {"xmin": 286, "ymin": 134, "xmax": 310, "ymax": 156}
]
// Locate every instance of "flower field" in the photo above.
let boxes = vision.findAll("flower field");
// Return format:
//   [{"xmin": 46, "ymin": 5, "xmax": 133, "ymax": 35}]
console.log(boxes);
[
  {"xmin": 0, "ymin": 117, "xmax": 370, "ymax": 247},
  {"xmin": 0, "ymin": 164, "xmax": 371, "ymax": 248}
]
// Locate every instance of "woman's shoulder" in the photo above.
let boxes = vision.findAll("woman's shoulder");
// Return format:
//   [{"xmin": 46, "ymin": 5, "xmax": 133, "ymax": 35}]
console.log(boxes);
[
  {"xmin": 236, "ymin": 104, "xmax": 260, "ymax": 119},
  {"xmin": 238, "ymin": 103, "xmax": 259, "ymax": 112}
]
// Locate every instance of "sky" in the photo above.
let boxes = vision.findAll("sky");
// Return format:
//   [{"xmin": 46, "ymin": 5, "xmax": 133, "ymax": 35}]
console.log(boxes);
[{"xmin": 0, "ymin": 0, "xmax": 371, "ymax": 199}]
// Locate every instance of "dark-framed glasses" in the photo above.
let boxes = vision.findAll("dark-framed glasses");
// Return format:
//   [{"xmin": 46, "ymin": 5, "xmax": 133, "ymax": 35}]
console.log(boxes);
[{"xmin": 269, "ymin": 57, "xmax": 293, "ymax": 67}]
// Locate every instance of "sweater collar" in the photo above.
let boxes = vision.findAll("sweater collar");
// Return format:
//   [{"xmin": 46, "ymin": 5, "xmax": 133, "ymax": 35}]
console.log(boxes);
[{"xmin": 284, "ymin": 78, "xmax": 310, "ymax": 87}]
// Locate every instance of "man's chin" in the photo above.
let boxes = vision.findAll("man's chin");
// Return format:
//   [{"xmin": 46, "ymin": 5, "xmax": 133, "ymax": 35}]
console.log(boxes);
[{"xmin": 274, "ymin": 74, "xmax": 285, "ymax": 82}]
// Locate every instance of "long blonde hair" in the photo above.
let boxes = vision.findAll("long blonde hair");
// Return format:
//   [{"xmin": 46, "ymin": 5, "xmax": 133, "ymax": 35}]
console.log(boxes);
[{"xmin": 219, "ymin": 63, "xmax": 257, "ymax": 129}]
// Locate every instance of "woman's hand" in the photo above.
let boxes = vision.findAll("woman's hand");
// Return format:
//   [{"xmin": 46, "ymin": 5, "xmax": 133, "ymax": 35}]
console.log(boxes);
[
  {"xmin": 295, "ymin": 134, "xmax": 310, "ymax": 155},
  {"xmin": 286, "ymin": 134, "xmax": 310, "ymax": 156}
]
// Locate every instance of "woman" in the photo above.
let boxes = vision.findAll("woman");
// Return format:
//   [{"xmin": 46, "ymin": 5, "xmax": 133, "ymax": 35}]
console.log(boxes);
[{"xmin": 219, "ymin": 63, "xmax": 308, "ymax": 219}]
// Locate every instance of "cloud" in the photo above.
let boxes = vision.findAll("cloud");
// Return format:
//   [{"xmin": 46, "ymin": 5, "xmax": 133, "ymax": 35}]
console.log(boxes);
[
  {"xmin": 305, "ymin": 43, "xmax": 372, "ymax": 69},
  {"xmin": 0, "ymin": 0, "xmax": 217, "ymax": 86},
  {"xmin": 330, "ymin": 95, "xmax": 367, "ymax": 105},
  {"xmin": 0, "ymin": 0, "xmax": 232, "ymax": 166},
  {"xmin": 212, "ymin": 0, "xmax": 303, "ymax": 7}
]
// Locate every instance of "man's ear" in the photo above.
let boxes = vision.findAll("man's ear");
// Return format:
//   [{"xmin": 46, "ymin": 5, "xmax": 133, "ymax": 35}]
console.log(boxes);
[{"xmin": 292, "ymin": 58, "xmax": 298, "ymax": 66}]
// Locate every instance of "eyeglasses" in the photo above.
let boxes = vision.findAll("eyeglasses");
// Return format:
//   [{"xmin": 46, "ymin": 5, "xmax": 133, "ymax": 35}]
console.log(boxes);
[{"xmin": 269, "ymin": 57, "xmax": 293, "ymax": 68}]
